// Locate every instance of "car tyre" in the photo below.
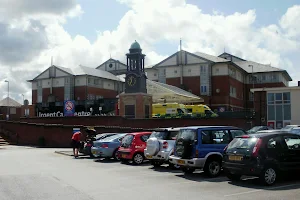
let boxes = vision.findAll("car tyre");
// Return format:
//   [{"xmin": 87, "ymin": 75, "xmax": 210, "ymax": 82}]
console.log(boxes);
[
  {"xmin": 89, "ymin": 153, "xmax": 95, "ymax": 158},
  {"xmin": 260, "ymin": 166, "xmax": 277, "ymax": 186},
  {"xmin": 132, "ymin": 153, "xmax": 144, "ymax": 165},
  {"xmin": 113, "ymin": 150, "xmax": 120, "ymax": 161},
  {"xmin": 204, "ymin": 158, "xmax": 222, "ymax": 177},
  {"xmin": 224, "ymin": 169, "xmax": 241, "ymax": 181},
  {"xmin": 182, "ymin": 167, "xmax": 195, "ymax": 174}
]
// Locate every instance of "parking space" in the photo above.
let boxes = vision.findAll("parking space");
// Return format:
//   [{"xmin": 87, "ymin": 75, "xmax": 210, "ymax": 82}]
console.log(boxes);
[{"xmin": 0, "ymin": 147, "xmax": 300, "ymax": 200}]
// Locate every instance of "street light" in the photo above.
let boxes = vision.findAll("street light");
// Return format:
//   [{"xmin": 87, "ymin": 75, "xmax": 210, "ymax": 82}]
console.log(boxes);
[{"xmin": 4, "ymin": 80, "xmax": 9, "ymax": 119}]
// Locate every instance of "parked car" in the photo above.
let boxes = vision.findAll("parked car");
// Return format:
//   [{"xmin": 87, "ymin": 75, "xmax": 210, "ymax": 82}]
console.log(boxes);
[
  {"xmin": 290, "ymin": 127, "xmax": 300, "ymax": 135},
  {"xmin": 223, "ymin": 131, "xmax": 300, "ymax": 185},
  {"xmin": 247, "ymin": 126, "xmax": 273, "ymax": 134},
  {"xmin": 91, "ymin": 133, "xmax": 127, "ymax": 160},
  {"xmin": 144, "ymin": 127, "xmax": 181, "ymax": 168},
  {"xmin": 118, "ymin": 132, "xmax": 151, "ymax": 165},
  {"xmin": 281, "ymin": 125, "xmax": 300, "ymax": 132},
  {"xmin": 169, "ymin": 126, "xmax": 247, "ymax": 177},
  {"xmin": 79, "ymin": 133, "xmax": 117, "ymax": 157}
]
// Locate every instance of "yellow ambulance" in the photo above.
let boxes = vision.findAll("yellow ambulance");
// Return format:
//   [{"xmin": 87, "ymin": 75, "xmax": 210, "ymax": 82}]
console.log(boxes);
[
  {"xmin": 185, "ymin": 104, "xmax": 218, "ymax": 117},
  {"xmin": 152, "ymin": 103, "xmax": 190, "ymax": 118}
]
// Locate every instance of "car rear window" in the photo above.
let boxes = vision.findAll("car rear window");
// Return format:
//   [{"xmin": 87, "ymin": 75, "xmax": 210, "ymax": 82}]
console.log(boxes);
[
  {"xmin": 177, "ymin": 129, "xmax": 197, "ymax": 141},
  {"xmin": 121, "ymin": 134, "xmax": 134, "ymax": 147},
  {"xmin": 227, "ymin": 137, "xmax": 258, "ymax": 151},
  {"xmin": 150, "ymin": 131, "xmax": 179, "ymax": 140}
]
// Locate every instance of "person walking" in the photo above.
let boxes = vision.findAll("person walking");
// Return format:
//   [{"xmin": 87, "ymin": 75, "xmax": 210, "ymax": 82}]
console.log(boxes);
[{"xmin": 71, "ymin": 131, "xmax": 82, "ymax": 158}]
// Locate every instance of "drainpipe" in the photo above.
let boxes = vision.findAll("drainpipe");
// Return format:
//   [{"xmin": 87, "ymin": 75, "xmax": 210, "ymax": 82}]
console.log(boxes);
[{"xmin": 85, "ymin": 75, "xmax": 88, "ymax": 112}]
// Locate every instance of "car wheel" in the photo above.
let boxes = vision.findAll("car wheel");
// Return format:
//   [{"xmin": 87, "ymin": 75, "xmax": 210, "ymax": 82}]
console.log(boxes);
[
  {"xmin": 89, "ymin": 153, "xmax": 95, "ymax": 158},
  {"xmin": 204, "ymin": 158, "xmax": 222, "ymax": 177},
  {"xmin": 260, "ymin": 167, "xmax": 277, "ymax": 186},
  {"xmin": 133, "ymin": 153, "xmax": 144, "ymax": 165},
  {"xmin": 224, "ymin": 169, "xmax": 241, "ymax": 181},
  {"xmin": 113, "ymin": 150, "xmax": 120, "ymax": 161},
  {"xmin": 182, "ymin": 167, "xmax": 195, "ymax": 174}
]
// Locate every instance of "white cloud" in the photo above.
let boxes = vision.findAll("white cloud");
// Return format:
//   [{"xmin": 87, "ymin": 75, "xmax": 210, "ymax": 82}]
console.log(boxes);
[{"xmin": 0, "ymin": 0, "xmax": 299, "ymax": 105}]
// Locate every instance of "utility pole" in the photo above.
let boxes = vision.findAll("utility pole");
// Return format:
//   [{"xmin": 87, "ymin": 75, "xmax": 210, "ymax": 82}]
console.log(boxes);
[
  {"xmin": 5, "ymin": 80, "xmax": 9, "ymax": 120},
  {"xmin": 180, "ymin": 38, "xmax": 183, "ymax": 86}
]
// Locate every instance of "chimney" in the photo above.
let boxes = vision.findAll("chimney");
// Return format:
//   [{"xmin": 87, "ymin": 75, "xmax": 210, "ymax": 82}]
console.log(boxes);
[{"xmin": 298, "ymin": 81, "xmax": 300, "ymax": 87}]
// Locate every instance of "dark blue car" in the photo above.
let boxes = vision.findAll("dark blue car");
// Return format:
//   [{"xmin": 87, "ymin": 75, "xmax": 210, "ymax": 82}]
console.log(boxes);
[{"xmin": 169, "ymin": 126, "xmax": 247, "ymax": 177}]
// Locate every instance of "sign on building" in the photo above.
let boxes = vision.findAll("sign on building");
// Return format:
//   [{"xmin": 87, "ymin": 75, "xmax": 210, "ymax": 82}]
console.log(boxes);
[{"xmin": 64, "ymin": 100, "xmax": 75, "ymax": 116}]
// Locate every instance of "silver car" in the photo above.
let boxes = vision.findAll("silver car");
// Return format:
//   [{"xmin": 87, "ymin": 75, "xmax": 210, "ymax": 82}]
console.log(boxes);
[{"xmin": 144, "ymin": 127, "xmax": 181, "ymax": 168}]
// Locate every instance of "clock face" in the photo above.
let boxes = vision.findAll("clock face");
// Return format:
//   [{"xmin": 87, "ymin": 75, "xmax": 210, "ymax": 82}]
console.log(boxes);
[{"xmin": 127, "ymin": 75, "xmax": 137, "ymax": 87}]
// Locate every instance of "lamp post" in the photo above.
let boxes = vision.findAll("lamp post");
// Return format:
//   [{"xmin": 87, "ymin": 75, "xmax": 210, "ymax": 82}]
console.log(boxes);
[
  {"xmin": 4, "ymin": 80, "xmax": 9, "ymax": 119},
  {"xmin": 249, "ymin": 65, "xmax": 255, "ymax": 121}
]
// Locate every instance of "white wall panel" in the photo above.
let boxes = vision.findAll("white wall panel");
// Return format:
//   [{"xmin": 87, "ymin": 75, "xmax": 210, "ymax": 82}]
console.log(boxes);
[
  {"xmin": 157, "ymin": 54, "xmax": 177, "ymax": 66},
  {"xmin": 32, "ymin": 82, "xmax": 37, "ymax": 90},
  {"xmin": 165, "ymin": 66, "xmax": 180, "ymax": 78},
  {"xmin": 103, "ymin": 80, "xmax": 115, "ymax": 90},
  {"xmin": 212, "ymin": 63, "xmax": 228, "ymax": 76},
  {"xmin": 75, "ymin": 76, "xmax": 87, "ymax": 86},
  {"xmin": 183, "ymin": 64, "xmax": 200, "ymax": 77}
]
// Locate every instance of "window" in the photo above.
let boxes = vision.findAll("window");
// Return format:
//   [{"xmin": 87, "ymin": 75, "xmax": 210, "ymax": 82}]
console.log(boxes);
[
  {"xmin": 212, "ymin": 130, "xmax": 230, "ymax": 144},
  {"xmin": 267, "ymin": 93, "xmax": 275, "ymax": 104},
  {"xmin": 201, "ymin": 66, "xmax": 206, "ymax": 73},
  {"xmin": 202, "ymin": 131, "xmax": 211, "ymax": 144},
  {"xmin": 283, "ymin": 105, "xmax": 291, "ymax": 120},
  {"xmin": 275, "ymin": 105, "xmax": 283, "ymax": 120},
  {"xmin": 268, "ymin": 105, "xmax": 275, "ymax": 120},
  {"xmin": 215, "ymin": 68, "xmax": 219, "ymax": 73},
  {"xmin": 283, "ymin": 92, "xmax": 290, "ymax": 104},
  {"xmin": 230, "ymin": 86, "xmax": 236, "ymax": 97},
  {"xmin": 188, "ymin": 69, "xmax": 191, "ymax": 73},
  {"xmin": 230, "ymin": 129, "xmax": 246, "ymax": 138},
  {"xmin": 275, "ymin": 93, "xmax": 282, "ymax": 104},
  {"xmin": 201, "ymin": 130, "xmax": 230, "ymax": 144},
  {"xmin": 174, "ymin": 70, "xmax": 177, "ymax": 74},
  {"xmin": 267, "ymin": 137, "xmax": 283, "ymax": 149},
  {"xmin": 94, "ymin": 79, "xmax": 99, "ymax": 85},
  {"xmin": 283, "ymin": 135, "xmax": 300, "ymax": 150},
  {"xmin": 154, "ymin": 73, "xmax": 157, "ymax": 76},
  {"xmin": 201, "ymin": 86, "xmax": 207, "ymax": 93},
  {"xmin": 249, "ymin": 92, "xmax": 254, "ymax": 101},
  {"xmin": 140, "ymin": 135, "xmax": 150, "ymax": 142},
  {"xmin": 88, "ymin": 78, "xmax": 91, "ymax": 84}
]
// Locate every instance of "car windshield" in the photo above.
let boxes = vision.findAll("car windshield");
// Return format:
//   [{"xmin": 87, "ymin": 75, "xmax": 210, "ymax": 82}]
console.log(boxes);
[
  {"xmin": 121, "ymin": 134, "xmax": 134, "ymax": 147},
  {"xmin": 150, "ymin": 131, "xmax": 179, "ymax": 140},
  {"xmin": 101, "ymin": 134, "xmax": 126, "ymax": 142},
  {"xmin": 177, "ymin": 129, "xmax": 197, "ymax": 140},
  {"xmin": 227, "ymin": 137, "xmax": 258, "ymax": 152}
]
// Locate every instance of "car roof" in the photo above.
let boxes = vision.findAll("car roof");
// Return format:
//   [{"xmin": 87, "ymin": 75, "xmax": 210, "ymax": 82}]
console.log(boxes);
[
  {"xmin": 127, "ymin": 132, "xmax": 152, "ymax": 135},
  {"xmin": 155, "ymin": 127, "xmax": 184, "ymax": 131},
  {"xmin": 242, "ymin": 131, "xmax": 295, "ymax": 138},
  {"xmin": 181, "ymin": 126, "xmax": 240, "ymax": 130}
]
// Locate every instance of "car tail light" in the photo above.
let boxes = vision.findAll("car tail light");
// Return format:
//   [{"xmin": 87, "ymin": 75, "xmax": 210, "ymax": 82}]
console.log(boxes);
[
  {"xmin": 241, "ymin": 135, "xmax": 250, "ymax": 138},
  {"xmin": 195, "ymin": 149, "xmax": 199, "ymax": 157},
  {"xmin": 101, "ymin": 144, "xmax": 109, "ymax": 148},
  {"xmin": 252, "ymin": 138, "xmax": 262, "ymax": 157},
  {"xmin": 162, "ymin": 141, "xmax": 168, "ymax": 149},
  {"xmin": 86, "ymin": 143, "xmax": 92, "ymax": 147}
]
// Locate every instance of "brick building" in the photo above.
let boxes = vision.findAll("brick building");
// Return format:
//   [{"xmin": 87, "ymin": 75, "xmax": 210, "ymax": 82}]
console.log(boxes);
[
  {"xmin": 144, "ymin": 50, "xmax": 292, "ymax": 111},
  {"xmin": 28, "ymin": 65, "xmax": 124, "ymax": 115}
]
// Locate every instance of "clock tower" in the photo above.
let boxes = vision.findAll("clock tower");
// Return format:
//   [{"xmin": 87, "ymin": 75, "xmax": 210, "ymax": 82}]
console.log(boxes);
[
  {"xmin": 118, "ymin": 41, "xmax": 152, "ymax": 118},
  {"xmin": 125, "ymin": 40, "xmax": 147, "ymax": 93}
]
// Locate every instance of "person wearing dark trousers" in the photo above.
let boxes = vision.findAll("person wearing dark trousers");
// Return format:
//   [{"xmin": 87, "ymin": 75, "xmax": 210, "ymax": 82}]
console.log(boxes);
[{"xmin": 71, "ymin": 131, "xmax": 82, "ymax": 158}]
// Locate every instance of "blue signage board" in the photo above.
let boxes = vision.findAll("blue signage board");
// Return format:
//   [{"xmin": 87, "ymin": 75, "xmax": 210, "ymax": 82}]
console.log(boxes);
[{"xmin": 64, "ymin": 100, "xmax": 75, "ymax": 116}]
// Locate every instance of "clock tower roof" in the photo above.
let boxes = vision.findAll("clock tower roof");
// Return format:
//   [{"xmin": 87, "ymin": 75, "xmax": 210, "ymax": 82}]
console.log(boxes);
[{"xmin": 130, "ymin": 40, "xmax": 141, "ymax": 50}]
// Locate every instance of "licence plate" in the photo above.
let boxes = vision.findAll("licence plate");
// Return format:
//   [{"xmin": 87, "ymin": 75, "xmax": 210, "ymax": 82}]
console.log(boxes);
[
  {"xmin": 122, "ymin": 154, "xmax": 127, "ymax": 158},
  {"xmin": 92, "ymin": 150, "xmax": 96, "ymax": 154},
  {"xmin": 147, "ymin": 155, "xmax": 152, "ymax": 159},
  {"xmin": 229, "ymin": 155, "xmax": 243, "ymax": 161},
  {"xmin": 178, "ymin": 160, "xmax": 185, "ymax": 165}
]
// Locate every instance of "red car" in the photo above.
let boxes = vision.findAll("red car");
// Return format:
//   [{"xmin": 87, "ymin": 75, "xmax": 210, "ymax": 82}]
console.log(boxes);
[{"xmin": 118, "ymin": 132, "xmax": 151, "ymax": 165}]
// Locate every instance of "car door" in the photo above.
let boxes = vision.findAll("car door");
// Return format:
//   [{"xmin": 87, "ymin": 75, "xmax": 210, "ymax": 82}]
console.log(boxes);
[
  {"xmin": 264, "ymin": 136, "xmax": 286, "ymax": 170},
  {"xmin": 200, "ymin": 129, "xmax": 229, "ymax": 157},
  {"xmin": 281, "ymin": 134, "xmax": 300, "ymax": 170}
]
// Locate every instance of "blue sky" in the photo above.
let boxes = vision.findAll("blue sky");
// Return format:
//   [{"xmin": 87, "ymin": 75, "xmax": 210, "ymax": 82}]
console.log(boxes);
[{"xmin": 63, "ymin": 0, "xmax": 300, "ymax": 56}]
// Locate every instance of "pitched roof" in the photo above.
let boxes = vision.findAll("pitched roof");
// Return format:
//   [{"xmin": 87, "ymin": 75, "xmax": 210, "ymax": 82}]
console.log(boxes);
[
  {"xmin": 233, "ymin": 61, "xmax": 283, "ymax": 73},
  {"xmin": 194, "ymin": 52, "xmax": 230, "ymax": 63},
  {"xmin": 0, "ymin": 97, "xmax": 22, "ymax": 107}
]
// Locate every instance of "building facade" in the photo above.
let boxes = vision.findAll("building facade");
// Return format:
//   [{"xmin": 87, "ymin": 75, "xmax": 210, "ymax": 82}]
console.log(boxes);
[
  {"xmin": 252, "ymin": 84, "xmax": 300, "ymax": 129},
  {"xmin": 144, "ymin": 50, "xmax": 292, "ymax": 111},
  {"xmin": 29, "ymin": 65, "xmax": 124, "ymax": 115}
]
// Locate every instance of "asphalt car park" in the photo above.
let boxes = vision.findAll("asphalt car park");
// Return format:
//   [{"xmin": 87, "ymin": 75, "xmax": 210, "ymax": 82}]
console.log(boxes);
[{"xmin": 0, "ymin": 146, "xmax": 300, "ymax": 200}]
